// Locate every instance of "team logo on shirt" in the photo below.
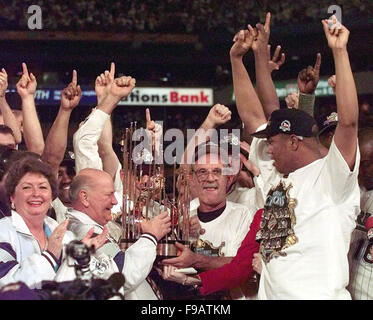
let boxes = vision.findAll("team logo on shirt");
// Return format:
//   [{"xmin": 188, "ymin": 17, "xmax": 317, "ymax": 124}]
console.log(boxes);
[
  {"xmin": 191, "ymin": 239, "xmax": 225, "ymax": 257},
  {"xmin": 256, "ymin": 181, "xmax": 298, "ymax": 263}
]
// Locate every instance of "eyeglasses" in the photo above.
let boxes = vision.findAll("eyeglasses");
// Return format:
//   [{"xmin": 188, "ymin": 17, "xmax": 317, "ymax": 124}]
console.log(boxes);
[{"xmin": 193, "ymin": 168, "xmax": 223, "ymax": 181}]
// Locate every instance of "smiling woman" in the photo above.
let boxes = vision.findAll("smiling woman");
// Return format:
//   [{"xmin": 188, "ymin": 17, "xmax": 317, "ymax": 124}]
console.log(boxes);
[{"xmin": 0, "ymin": 157, "xmax": 73, "ymax": 289}]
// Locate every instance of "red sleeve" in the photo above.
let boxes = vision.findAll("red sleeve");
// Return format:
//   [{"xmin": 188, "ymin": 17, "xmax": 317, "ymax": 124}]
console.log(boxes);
[{"xmin": 198, "ymin": 208, "xmax": 263, "ymax": 296}]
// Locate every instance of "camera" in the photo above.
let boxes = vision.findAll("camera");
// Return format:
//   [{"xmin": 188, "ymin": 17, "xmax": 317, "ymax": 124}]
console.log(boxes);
[
  {"xmin": 0, "ymin": 240, "xmax": 125, "ymax": 300},
  {"xmin": 37, "ymin": 240, "xmax": 125, "ymax": 300},
  {"xmin": 65, "ymin": 240, "xmax": 95, "ymax": 280}
]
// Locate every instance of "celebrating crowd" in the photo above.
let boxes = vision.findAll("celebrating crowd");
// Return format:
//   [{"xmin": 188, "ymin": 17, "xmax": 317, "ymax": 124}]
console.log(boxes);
[{"xmin": 0, "ymin": 11, "xmax": 372, "ymax": 301}]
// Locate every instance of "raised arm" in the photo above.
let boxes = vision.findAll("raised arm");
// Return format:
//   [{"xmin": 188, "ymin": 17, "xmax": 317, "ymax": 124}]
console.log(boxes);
[
  {"xmin": 230, "ymin": 27, "xmax": 266, "ymax": 136},
  {"xmin": 98, "ymin": 72, "xmax": 136, "ymax": 116},
  {"xmin": 251, "ymin": 12, "xmax": 281, "ymax": 118},
  {"xmin": 73, "ymin": 63, "xmax": 136, "ymax": 174},
  {"xmin": 322, "ymin": 17, "xmax": 358, "ymax": 169},
  {"xmin": 0, "ymin": 68, "xmax": 22, "ymax": 144},
  {"xmin": 41, "ymin": 70, "xmax": 82, "ymax": 176},
  {"xmin": 296, "ymin": 53, "xmax": 322, "ymax": 116},
  {"xmin": 96, "ymin": 63, "xmax": 121, "ymax": 180},
  {"xmin": 97, "ymin": 117, "xmax": 119, "ymax": 180},
  {"xmin": 16, "ymin": 63, "xmax": 44, "ymax": 154},
  {"xmin": 182, "ymin": 104, "xmax": 232, "ymax": 165}
]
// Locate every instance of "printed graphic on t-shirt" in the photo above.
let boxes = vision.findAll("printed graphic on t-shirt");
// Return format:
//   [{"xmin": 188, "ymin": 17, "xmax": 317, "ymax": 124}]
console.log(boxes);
[
  {"xmin": 191, "ymin": 238, "xmax": 225, "ymax": 257},
  {"xmin": 256, "ymin": 181, "xmax": 298, "ymax": 263}
]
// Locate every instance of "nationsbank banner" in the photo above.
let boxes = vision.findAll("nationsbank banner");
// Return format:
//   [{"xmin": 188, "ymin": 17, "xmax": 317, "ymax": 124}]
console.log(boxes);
[
  {"xmin": 6, "ymin": 86, "xmax": 214, "ymax": 107},
  {"xmin": 118, "ymin": 87, "xmax": 213, "ymax": 106}
]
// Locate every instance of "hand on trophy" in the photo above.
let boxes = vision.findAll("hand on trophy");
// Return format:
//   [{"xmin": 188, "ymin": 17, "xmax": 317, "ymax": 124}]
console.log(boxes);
[
  {"xmin": 161, "ymin": 242, "xmax": 198, "ymax": 268},
  {"xmin": 140, "ymin": 211, "xmax": 171, "ymax": 241}
]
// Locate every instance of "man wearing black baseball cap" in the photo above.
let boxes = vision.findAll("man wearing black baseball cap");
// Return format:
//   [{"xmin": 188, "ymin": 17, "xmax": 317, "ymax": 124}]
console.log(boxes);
[
  {"xmin": 250, "ymin": 108, "xmax": 322, "ymax": 176},
  {"xmin": 251, "ymin": 108, "xmax": 319, "ymax": 140},
  {"xmin": 229, "ymin": 16, "xmax": 360, "ymax": 300}
]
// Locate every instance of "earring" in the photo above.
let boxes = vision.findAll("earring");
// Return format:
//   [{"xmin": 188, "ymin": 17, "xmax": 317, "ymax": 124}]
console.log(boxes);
[{"xmin": 11, "ymin": 202, "xmax": 15, "ymax": 210}]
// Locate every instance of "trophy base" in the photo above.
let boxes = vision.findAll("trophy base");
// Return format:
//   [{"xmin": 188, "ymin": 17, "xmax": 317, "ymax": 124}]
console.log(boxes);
[
  {"xmin": 156, "ymin": 239, "xmax": 190, "ymax": 259},
  {"xmin": 119, "ymin": 238, "xmax": 190, "ymax": 259}
]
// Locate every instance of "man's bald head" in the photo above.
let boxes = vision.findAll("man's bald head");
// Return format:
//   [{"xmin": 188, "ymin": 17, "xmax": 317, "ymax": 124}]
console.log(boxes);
[
  {"xmin": 69, "ymin": 168, "xmax": 112, "ymax": 204},
  {"xmin": 69, "ymin": 168, "xmax": 118, "ymax": 226}
]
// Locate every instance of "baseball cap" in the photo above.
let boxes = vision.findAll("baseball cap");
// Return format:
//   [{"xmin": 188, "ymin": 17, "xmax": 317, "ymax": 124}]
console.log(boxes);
[
  {"xmin": 193, "ymin": 141, "xmax": 228, "ymax": 163},
  {"xmin": 317, "ymin": 112, "xmax": 338, "ymax": 137},
  {"xmin": 251, "ymin": 108, "xmax": 319, "ymax": 139}
]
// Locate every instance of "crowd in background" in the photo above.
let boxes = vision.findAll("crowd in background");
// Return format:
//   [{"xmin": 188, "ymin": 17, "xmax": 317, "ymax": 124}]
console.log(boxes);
[
  {"xmin": 0, "ymin": 2, "xmax": 373, "ymax": 302},
  {"xmin": 1, "ymin": 0, "xmax": 372, "ymax": 34}
]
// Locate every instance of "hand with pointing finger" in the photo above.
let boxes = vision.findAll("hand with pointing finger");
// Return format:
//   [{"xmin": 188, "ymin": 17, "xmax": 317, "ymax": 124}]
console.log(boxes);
[
  {"xmin": 95, "ymin": 62, "xmax": 115, "ymax": 105},
  {"xmin": 145, "ymin": 108, "xmax": 162, "ymax": 148},
  {"xmin": 61, "ymin": 70, "xmax": 82, "ymax": 110},
  {"xmin": 251, "ymin": 12, "xmax": 271, "ymax": 53},
  {"xmin": 16, "ymin": 63, "xmax": 37, "ymax": 99},
  {"xmin": 297, "ymin": 53, "xmax": 321, "ymax": 94}
]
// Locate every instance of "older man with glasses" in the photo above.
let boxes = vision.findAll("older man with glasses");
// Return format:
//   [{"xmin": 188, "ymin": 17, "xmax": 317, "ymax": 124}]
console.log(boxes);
[{"xmin": 161, "ymin": 142, "xmax": 257, "ymax": 300}]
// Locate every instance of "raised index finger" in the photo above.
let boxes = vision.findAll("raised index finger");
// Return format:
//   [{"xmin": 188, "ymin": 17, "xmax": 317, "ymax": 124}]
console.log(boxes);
[
  {"xmin": 264, "ymin": 12, "xmax": 271, "ymax": 32},
  {"xmin": 146, "ymin": 108, "xmax": 151, "ymax": 123},
  {"xmin": 22, "ymin": 63, "xmax": 29, "ymax": 75},
  {"xmin": 314, "ymin": 53, "xmax": 321, "ymax": 73},
  {"xmin": 110, "ymin": 62, "xmax": 115, "ymax": 78},
  {"xmin": 71, "ymin": 70, "xmax": 77, "ymax": 85}
]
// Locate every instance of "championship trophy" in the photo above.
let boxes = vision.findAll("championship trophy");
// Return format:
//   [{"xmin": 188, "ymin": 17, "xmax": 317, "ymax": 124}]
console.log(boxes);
[{"xmin": 119, "ymin": 121, "xmax": 191, "ymax": 258}]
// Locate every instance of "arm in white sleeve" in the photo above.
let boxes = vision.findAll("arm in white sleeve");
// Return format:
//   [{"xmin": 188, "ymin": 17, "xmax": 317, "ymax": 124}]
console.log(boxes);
[
  {"xmin": 73, "ymin": 108, "xmax": 110, "ymax": 174},
  {"xmin": 98, "ymin": 234, "xmax": 157, "ymax": 294},
  {"xmin": 0, "ymin": 241, "xmax": 57, "ymax": 289}
]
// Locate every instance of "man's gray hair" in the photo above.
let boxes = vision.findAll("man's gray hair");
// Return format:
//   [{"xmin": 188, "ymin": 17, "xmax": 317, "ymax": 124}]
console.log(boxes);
[{"xmin": 69, "ymin": 174, "xmax": 95, "ymax": 203}]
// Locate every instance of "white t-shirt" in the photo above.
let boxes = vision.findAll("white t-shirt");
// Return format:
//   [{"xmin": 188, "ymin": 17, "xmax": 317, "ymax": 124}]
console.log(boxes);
[
  {"xmin": 348, "ymin": 188, "xmax": 373, "ymax": 299},
  {"xmin": 227, "ymin": 184, "xmax": 258, "ymax": 212},
  {"xmin": 190, "ymin": 201, "xmax": 254, "ymax": 257},
  {"xmin": 250, "ymin": 127, "xmax": 360, "ymax": 300},
  {"xmin": 190, "ymin": 200, "xmax": 255, "ymax": 299}
]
